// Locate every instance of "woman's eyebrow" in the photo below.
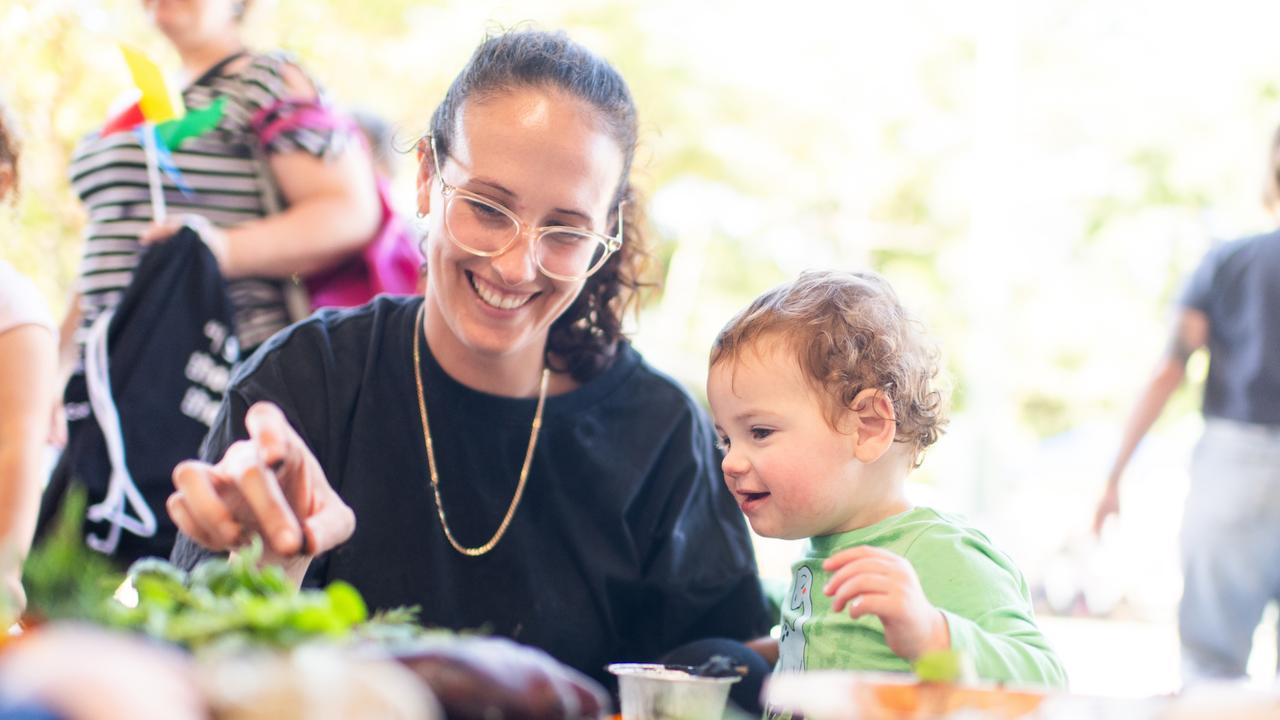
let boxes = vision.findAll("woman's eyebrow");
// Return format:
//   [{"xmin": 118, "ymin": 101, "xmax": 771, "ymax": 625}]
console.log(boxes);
[
  {"xmin": 468, "ymin": 176, "xmax": 517, "ymax": 200},
  {"xmin": 551, "ymin": 206, "xmax": 592, "ymax": 223},
  {"xmin": 468, "ymin": 176, "xmax": 593, "ymax": 223}
]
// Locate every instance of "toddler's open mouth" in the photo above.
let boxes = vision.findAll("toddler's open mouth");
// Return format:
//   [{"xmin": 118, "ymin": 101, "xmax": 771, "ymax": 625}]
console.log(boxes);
[{"xmin": 737, "ymin": 490, "xmax": 770, "ymax": 511}]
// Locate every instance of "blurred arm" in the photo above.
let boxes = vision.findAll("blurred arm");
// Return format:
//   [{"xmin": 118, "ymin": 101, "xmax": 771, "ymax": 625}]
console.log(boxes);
[
  {"xmin": 219, "ymin": 65, "xmax": 380, "ymax": 280},
  {"xmin": 1104, "ymin": 308, "xmax": 1208, "ymax": 491},
  {"xmin": 0, "ymin": 324, "xmax": 58, "ymax": 610},
  {"xmin": 746, "ymin": 636, "xmax": 779, "ymax": 665},
  {"xmin": 220, "ymin": 146, "xmax": 380, "ymax": 279}
]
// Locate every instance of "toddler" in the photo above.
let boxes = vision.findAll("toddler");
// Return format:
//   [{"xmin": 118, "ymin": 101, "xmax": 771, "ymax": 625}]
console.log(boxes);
[{"xmin": 708, "ymin": 270, "xmax": 1066, "ymax": 689}]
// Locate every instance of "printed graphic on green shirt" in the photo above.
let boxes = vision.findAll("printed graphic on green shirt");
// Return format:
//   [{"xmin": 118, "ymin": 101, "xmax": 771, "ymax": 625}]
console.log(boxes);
[{"xmin": 778, "ymin": 565, "xmax": 813, "ymax": 672}]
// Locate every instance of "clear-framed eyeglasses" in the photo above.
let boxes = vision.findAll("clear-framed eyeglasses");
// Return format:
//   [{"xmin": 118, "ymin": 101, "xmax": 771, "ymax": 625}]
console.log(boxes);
[{"xmin": 428, "ymin": 135, "xmax": 624, "ymax": 282}]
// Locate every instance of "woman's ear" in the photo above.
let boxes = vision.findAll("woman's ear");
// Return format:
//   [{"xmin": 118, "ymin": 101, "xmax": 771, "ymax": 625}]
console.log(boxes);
[
  {"xmin": 845, "ymin": 387, "xmax": 896, "ymax": 463},
  {"xmin": 415, "ymin": 138, "xmax": 433, "ymax": 217}
]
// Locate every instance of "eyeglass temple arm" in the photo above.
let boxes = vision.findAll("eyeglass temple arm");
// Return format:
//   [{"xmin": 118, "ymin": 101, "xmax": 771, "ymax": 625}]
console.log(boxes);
[{"xmin": 612, "ymin": 200, "xmax": 626, "ymax": 251}]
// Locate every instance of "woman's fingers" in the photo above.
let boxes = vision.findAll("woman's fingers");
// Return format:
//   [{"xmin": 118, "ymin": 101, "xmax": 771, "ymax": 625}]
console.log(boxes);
[
  {"xmin": 302, "ymin": 501, "xmax": 356, "ymax": 558},
  {"xmin": 138, "ymin": 220, "xmax": 182, "ymax": 246},
  {"xmin": 244, "ymin": 402, "xmax": 314, "ymax": 520},
  {"xmin": 244, "ymin": 401, "xmax": 355, "ymax": 557},
  {"xmin": 171, "ymin": 402, "xmax": 352, "ymax": 558},
  {"xmin": 171, "ymin": 460, "xmax": 242, "ymax": 548},
  {"xmin": 236, "ymin": 456, "xmax": 304, "ymax": 556}
]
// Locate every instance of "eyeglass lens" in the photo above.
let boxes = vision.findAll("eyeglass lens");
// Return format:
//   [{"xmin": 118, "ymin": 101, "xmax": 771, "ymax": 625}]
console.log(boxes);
[{"xmin": 446, "ymin": 195, "xmax": 609, "ymax": 279}]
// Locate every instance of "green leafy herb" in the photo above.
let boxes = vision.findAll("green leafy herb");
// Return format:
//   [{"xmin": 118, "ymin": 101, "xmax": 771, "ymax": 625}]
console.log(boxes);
[
  {"xmin": 21, "ymin": 487, "xmax": 124, "ymax": 625},
  {"xmin": 113, "ymin": 537, "xmax": 421, "ymax": 651},
  {"xmin": 21, "ymin": 494, "xmax": 422, "ymax": 651}
]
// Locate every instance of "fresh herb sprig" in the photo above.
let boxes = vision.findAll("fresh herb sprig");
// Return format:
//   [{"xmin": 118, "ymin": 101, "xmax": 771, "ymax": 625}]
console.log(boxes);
[{"xmin": 21, "ymin": 489, "xmax": 423, "ymax": 650}]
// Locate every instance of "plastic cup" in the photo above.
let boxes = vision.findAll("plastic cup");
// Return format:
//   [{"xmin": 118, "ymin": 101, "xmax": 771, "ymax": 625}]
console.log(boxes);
[{"xmin": 607, "ymin": 663, "xmax": 741, "ymax": 720}]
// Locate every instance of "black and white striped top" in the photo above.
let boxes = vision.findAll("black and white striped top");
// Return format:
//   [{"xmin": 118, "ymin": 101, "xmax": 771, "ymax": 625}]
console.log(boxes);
[{"xmin": 69, "ymin": 51, "xmax": 346, "ymax": 354}]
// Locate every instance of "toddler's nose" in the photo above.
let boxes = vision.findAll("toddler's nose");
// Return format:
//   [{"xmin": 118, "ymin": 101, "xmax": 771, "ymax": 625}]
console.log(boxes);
[{"xmin": 721, "ymin": 450, "xmax": 749, "ymax": 479}]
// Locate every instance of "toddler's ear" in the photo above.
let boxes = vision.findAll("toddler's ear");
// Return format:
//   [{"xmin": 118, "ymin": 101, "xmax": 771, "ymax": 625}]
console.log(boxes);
[{"xmin": 846, "ymin": 388, "xmax": 896, "ymax": 463}]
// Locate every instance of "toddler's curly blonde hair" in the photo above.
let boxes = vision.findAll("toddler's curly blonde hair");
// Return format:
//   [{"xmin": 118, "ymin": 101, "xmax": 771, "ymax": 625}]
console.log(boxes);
[{"xmin": 710, "ymin": 270, "xmax": 947, "ymax": 466}]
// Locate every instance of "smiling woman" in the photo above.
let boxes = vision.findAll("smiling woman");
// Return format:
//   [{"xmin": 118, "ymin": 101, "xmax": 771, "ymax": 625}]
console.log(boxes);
[{"xmin": 167, "ymin": 29, "xmax": 772, "ymax": 693}]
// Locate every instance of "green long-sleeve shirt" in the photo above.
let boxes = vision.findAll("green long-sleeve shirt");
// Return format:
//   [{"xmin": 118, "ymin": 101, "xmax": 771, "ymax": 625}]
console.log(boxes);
[{"xmin": 775, "ymin": 506, "xmax": 1066, "ymax": 689}]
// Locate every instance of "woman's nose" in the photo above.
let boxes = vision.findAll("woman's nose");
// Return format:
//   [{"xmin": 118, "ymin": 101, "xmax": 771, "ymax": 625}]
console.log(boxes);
[{"xmin": 491, "ymin": 231, "xmax": 540, "ymax": 286}]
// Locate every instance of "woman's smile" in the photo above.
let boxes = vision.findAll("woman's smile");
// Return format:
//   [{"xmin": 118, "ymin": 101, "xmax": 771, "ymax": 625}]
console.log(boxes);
[{"xmin": 467, "ymin": 271, "xmax": 538, "ymax": 311}]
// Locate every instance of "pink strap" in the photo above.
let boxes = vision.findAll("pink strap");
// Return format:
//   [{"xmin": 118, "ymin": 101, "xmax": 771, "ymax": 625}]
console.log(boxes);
[{"xmin": 250, "ymin": 100, "xmax": 356, "ymax": 150}]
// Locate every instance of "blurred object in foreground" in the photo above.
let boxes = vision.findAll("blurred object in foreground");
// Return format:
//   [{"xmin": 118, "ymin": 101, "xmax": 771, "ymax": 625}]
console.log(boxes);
[
  {"xmin": 199, "ymin": 644, "xmax": 440, "ymax": 720},
  {"xmin": 394, "ymin": 636, "xmax": 610, "ymax": 720},
  {"xmin": 0, "ymin": 623, "xmax": 204, "ymax": 720},
  {"xmin": 764, "ymin": 669, "xmax": 1280, "ymax": 719},
  {"xmin": 764, "ymin": 671, "xmax": 1050, "ymax": 720}
]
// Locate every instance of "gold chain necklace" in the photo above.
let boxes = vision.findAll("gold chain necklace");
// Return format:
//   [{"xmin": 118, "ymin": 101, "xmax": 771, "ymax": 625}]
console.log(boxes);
[{"xmin": 413, "ymin": 303, "xmax": 549, "ymax": 557}]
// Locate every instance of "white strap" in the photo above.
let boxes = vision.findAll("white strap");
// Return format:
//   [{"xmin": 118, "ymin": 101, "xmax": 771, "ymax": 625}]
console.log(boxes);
[{"xmin": 82, "ymin": 309, "xmax": 158, "ymax": 555}]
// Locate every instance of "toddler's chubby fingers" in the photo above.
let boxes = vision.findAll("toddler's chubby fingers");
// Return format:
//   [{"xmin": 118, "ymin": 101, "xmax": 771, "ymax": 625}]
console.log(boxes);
[
  {"xmin": 823, "ymin": 556, "xmax": 901, "ymax": 596},
  {"xmin": 828, "ymin": 573, "xmax": 892, "ymax": 613},
  {"xmin": 843, "ymin": 591, "xmax": 892, "ymax": 620},
  {"xmin": 822, "ymin": 544, "xmax": 900, "ymax": 571}
]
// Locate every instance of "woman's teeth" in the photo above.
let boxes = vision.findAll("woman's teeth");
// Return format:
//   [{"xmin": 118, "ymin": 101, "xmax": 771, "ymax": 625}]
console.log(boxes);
[{"xmin": 471, "ymin": 275, "xmax": 534, "ymax": 310}]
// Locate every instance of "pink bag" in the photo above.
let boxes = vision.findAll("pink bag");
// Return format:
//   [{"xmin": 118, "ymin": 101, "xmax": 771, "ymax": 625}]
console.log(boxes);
[
  {"xmin": 251, "ymin": 101, "xmax": 422, "ymax": 310},
  {"xmin": 304, "ymin": 175, "xmax": 422, "ymax": 308}
]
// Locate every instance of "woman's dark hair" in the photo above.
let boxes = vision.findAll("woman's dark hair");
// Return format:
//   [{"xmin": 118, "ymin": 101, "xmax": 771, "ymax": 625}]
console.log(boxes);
[
  {"xmin": 428, "ymin": 29, "xmax": 650, "ymax": 382},
  {"xmin": 0, "ymin": 97, "xmax": 20, "ymax": 201}
]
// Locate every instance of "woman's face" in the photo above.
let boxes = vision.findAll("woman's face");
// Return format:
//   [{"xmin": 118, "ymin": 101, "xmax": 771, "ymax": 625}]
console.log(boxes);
[
  {"xmin": 143, "ymin": 0, "xmax": 240, "ymax": 48},
  {"xmin": 417, "ymin": 87, "xmax": 625, "ymax": 368}
]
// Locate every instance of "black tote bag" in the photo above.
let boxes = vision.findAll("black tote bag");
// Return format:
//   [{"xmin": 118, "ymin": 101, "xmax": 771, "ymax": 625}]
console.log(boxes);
[{"xmin": 37, "ymin": 227, "xmax": 239, "ymax": 566}]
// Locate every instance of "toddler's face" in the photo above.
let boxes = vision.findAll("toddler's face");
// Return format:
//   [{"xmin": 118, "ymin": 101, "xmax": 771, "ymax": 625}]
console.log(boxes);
[{"xmin": 708, "ymin": 345, "xmax": 864, "ymax": 539}]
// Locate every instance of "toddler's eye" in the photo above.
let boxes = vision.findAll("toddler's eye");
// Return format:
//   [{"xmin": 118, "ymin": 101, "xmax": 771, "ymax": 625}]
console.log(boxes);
[
  {"xmin": 715, "ymin": 435, "xmax": 730, "ymax": 451},
  {"xmin": 750, "ymin": 427, "xmax": 774, "ymax": 441}
]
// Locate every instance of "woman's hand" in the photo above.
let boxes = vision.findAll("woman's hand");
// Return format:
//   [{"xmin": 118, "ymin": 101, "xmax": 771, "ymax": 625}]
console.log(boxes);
[
  {"xmin": 139, "ymin": 214, "xmax": 230, "ymax": 270},
  {"xmin": 167, "ymin": 402, "xmax": 354, "ymax": 574},
  {"xmin": 822, "ymin": 545, "xmax": 950, "ymax": 661}
]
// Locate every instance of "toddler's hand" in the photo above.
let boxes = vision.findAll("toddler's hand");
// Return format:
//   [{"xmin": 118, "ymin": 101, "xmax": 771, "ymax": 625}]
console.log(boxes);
[{"xmin": 822, "ymin": 545, "xmax": 950, "ymax": 661}]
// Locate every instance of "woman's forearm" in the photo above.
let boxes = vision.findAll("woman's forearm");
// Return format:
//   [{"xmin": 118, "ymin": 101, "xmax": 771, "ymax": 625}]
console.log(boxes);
[
  {"xmin": 221, "ymin": 149, "xmax": 380, "ymax": 279},
  {"xmin": 0, "ymin": 448, "xmax": 41, "ymax": 568},
  {"xmin": 0, "ymin": 326, "xmax": 57, "ymax": 576}
]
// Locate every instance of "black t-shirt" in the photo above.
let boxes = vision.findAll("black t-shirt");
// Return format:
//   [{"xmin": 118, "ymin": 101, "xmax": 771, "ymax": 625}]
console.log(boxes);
[
  {"xmin": 173, "ymin": 295, "xmax": 770, "ymax": 683},
  {"xmin": 1179, "ymin": 229, "xmax": 1280, "ymax": 425}
]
